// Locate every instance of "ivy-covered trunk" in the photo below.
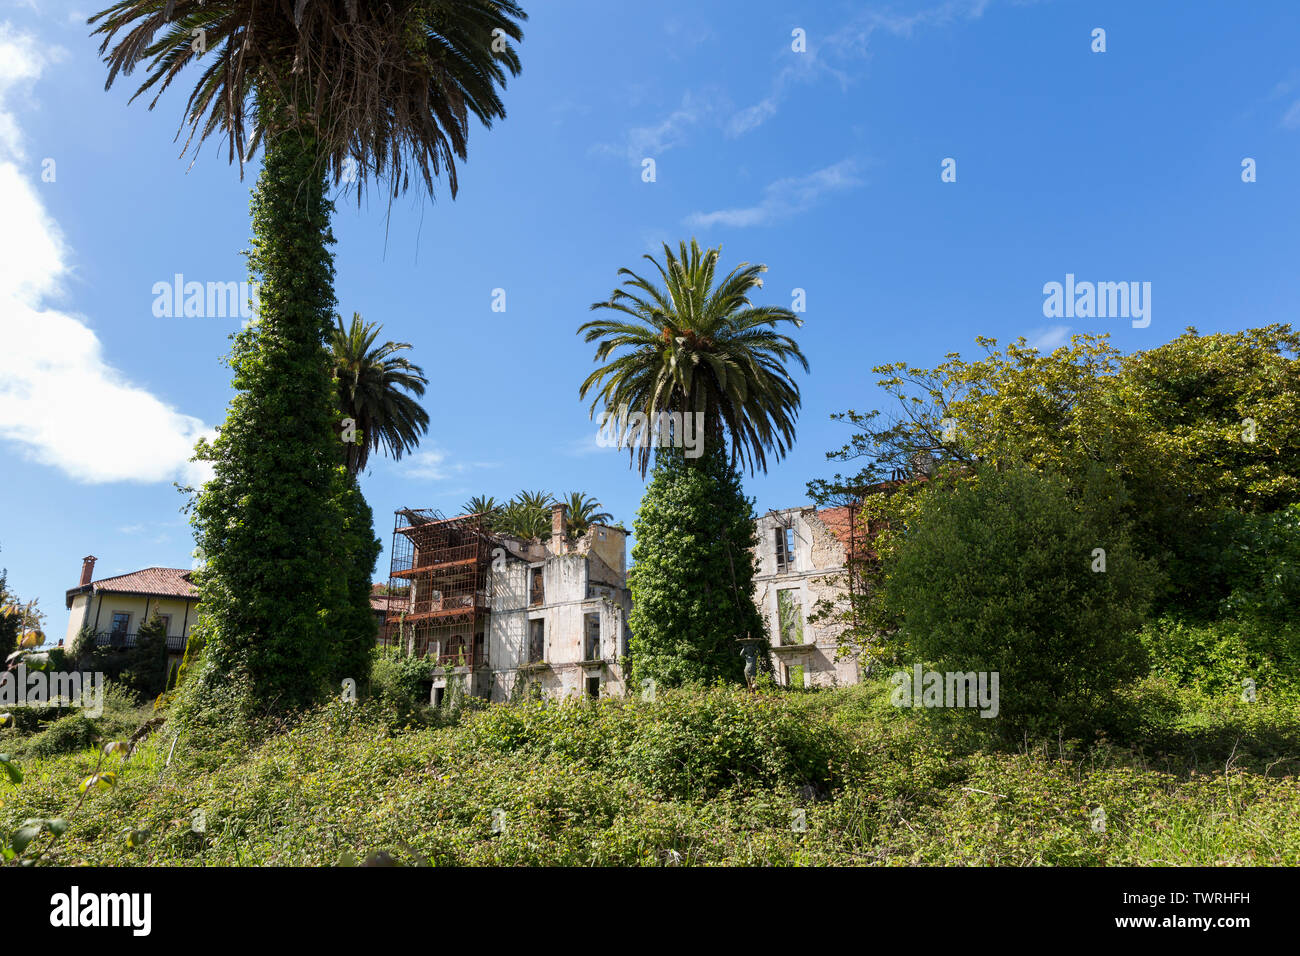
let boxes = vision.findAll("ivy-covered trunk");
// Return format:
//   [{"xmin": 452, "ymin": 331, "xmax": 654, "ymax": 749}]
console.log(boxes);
[
  {"xmin": 187, "ymin": 121, "xmax": 375, "ymax": 712},
  {"xmin": 627, "ymin": 444, "xmax": 766, "ymax": 688}
]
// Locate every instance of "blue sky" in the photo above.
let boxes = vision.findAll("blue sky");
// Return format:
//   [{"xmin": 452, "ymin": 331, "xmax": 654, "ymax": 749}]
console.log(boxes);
[{"xmin": 1, "ymin": 0, "xmax": 1298, "ymax": 639}]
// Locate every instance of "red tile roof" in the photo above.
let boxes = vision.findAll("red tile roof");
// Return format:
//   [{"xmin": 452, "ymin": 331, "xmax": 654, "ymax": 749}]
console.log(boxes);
[
  {"xmin": 370, "ymin": 584, "xmax": 400, "ymax": 614},
  {"xmin": 89, "ymin": 567, "xmax": 197, "ymax": 599}
]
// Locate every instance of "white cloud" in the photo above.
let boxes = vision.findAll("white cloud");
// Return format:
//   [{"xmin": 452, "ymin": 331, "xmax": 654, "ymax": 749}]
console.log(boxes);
[
  {"xmin": 729, "ymin": 0, "xmax": 995, "ymax": 137},
  {"xmin": 0, "ymin": 23, "xmax": 214, "ymax": 486},
  {"xmin": 395, "ymin": 447, "xmax": 497, "ymax": 481},
  {"xmin": 1027, "ymin": 325, "xmax": 1071, "ymax": 352},
  {"xmin": 685, "ymin": 160, "xmax": 862, "ymax": 229},
  {"xmin": 595, "ymin": 90, "xmax": 724, "ymax": 163},
  {"xmin": 1282, "ymin": 99, "xmax": 1300, "ymax": 129},
  {"xmin": 397, "ymin": 449, "xmax": 454, "ymax": 480}
]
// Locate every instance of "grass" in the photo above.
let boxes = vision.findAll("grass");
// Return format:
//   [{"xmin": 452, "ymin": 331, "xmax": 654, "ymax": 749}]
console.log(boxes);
[{"xmin": 2, "ymin": 676, "xmax": 1298, "ymax": 866}]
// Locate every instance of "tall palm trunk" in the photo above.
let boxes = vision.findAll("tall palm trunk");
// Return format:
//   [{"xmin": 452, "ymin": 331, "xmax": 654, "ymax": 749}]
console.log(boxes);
[{"xmin": 189, "ymin": 119, "xmax": 364, "ymax": 711}]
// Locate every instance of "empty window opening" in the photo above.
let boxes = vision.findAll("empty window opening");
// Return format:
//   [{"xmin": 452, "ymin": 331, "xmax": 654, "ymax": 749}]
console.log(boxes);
[
  {"xmin": 583, "ymin": 612, "xmax": 601, "ymax": 661},
  {"xmin": 774, "ymin": 525, "xmax": 795, "ymax": 572},
  {"xmin": 585, "ymin": 676, "xmax": 601, "ymax": 699},
  {"xmin": 528, "ymin": 619, "xmax": 546, "ymax": 663},
  {"xmin": 529, "ymin": 567, "xmax": 545, "ymax": 606},
  {"xmin": 777, "ymin": 589, "xmax": 803, "ymax": 646}
]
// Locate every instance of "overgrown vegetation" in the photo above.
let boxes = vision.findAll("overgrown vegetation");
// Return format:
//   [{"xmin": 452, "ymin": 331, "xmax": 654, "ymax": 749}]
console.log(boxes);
[
  {"xmin": 2, "ymin": 681, "xmax": 1296, "ymax": 866},
  {"xmin": 811, "ymin": 325, "xmax": 1300, "ymax": 740}
]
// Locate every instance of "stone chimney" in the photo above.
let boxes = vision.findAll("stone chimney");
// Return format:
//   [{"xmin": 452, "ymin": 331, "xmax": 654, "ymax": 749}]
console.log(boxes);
[
  {"xmin": 79, "ymin": 555, "xmax": 97, "ymax": 587},
  {"xmin": 550, "ymin": 504, "xmax": 568, "ymax": 554}
]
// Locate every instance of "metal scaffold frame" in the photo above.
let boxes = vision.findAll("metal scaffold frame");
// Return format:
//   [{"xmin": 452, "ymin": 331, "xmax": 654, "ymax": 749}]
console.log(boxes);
[{"xmin": 382, "ymin": 508, "xmax": 494, "ymax": 668}]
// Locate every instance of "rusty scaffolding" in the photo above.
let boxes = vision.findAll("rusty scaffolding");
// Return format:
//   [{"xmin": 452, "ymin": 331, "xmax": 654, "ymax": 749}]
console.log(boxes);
[{"xmin": 383, "ymin": 509, "xmax": 494, "ymax": 668}]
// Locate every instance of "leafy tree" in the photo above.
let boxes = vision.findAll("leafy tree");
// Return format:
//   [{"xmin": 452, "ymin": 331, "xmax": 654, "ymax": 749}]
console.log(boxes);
[
  {"xmin": 122, "ymin": 612, "xmax": 170, "ymax": 700},
  {"xmin": 811, "ymin": 326, "xmax": 1300, "ymax": 615},
  {"xmin": 877, "ymin": 464, "xmax": 1160, "ymax": 739},
  {"xmin": 86, "ymin": 612, "xmax": 170, "ymax": 699},
  {"xmin": 1215, "ymin": 504, "xmax": 1300, "ymax": 626},
  {"xmin": 627, "ymin": 447, "xmax": 765, "ymax": 688},
  {"xmin": 579, "ymin": 239, "xmax": 808, "ymax": 477},
  {"xmin": 91, "ymin": 2, "xmax": 527, "ymax": 713},
  {"xmin": 67, "ymin": 625, "xmax": 98, "ymax": 668},
  {"xmin": 0, "ymin": 557, "xmax": 43, "ymax": 665},
  {"xmin": 330, "ymin": 312, "xmax": 429, "ymax": 478}
]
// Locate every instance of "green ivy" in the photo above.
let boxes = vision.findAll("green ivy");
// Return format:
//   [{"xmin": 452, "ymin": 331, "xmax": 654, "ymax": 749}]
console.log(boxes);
[
  {"xmin": 627, "ymin": 446, "xmax": 765, "ymax": 688},
  {"xmin": 187, "ymin": 116, "xmax": 365, "ymax": 714}
]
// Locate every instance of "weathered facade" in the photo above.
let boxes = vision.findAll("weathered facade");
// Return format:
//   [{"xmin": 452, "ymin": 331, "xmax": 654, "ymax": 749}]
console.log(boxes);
[
  {"xmin": 752, "ymin": 506, "xmax": 862, "ymax": 688},
  {"xmin": 384, "ymin": 505, "xmax": 631, "ymax": 703}
]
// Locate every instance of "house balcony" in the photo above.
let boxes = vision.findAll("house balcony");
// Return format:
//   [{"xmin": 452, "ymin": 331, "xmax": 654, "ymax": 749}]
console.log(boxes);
[{"xmin": 94, "ymin": 632, "xmax": 187, "ymax": 653}]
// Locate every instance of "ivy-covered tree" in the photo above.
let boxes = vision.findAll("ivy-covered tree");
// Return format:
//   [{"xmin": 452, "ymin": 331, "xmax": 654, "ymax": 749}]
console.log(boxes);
[
  {"xmin": 336, "ymin": 482, "xmax": 382, "ymax": 686},
  {"xmin": 186, "ymin": 129, "xmax": 358, "ymax": 712},
  {"xmin": 90, "ymin": 2, "xmax": 527, "ymax": 714},
  {"xmin": 627, "ymin": 447, "xmax": 765, "ymax": 687}
]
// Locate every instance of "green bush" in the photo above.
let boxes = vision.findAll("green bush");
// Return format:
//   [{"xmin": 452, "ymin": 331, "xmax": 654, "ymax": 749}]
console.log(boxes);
[
  {"xmin": 1139, "ymin": 616, "xmax": 1300, "ymax": 697},
  {"xmin": 880, "ymin": 464, "xmax": 1162, "ymax": 739},
  {"xmin": 27, "ymin": 713, "xmax": 100, "ymax": 758},
  {"xmin": 368, "ymin": 651, "xmax": 433, "ymax": 717},
  {"xmin": 0, "ymin": 681, "xmax": 149, "ymax": 759},
  {"xmin": 469, "ymin": 685, "xmax": 849, "ymax": 800}
]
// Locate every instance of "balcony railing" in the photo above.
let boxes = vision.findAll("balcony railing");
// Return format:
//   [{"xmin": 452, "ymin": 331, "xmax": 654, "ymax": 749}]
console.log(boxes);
[{"xmin": 94, "ymin": 632, "xmax": 187, "ymax": 652}]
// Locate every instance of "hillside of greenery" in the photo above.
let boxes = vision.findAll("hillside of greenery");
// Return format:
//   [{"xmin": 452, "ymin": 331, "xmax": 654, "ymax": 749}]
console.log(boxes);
[{"xmin": 2, "ymin": 652, "xmax": 1297, "ymax": 866}]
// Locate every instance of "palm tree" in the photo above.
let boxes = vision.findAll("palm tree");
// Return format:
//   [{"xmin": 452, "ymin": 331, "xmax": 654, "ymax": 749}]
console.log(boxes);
[
  {"xmin": 331, "ymin": 312, "xmax": 430, "ymax": 478},
  {"xmin": 513, "ymin": 489, "xmax": 554, "ymax": 513},
  {"xmin": 89, "ymin": 1, "xmax": 527, "ymax": 710},
  {"xmin": 90, "ymin": 2, "xmax": 525, "ymax": 201},
  {"xmin": 461, "ymin": 495, "xmax": 502, "ymax": 532},
  {"xmin": 561, "ymin": 491, "xmax": 614, "ymax": 538},
  {"xmin": 578, "ymin": 239, "xmax": 808, "ymax": 477},
  {"xmin": 461, "ymin": 496, "xmax": 502, "ymax": 519},
  {"xmin": 490, "ymin": 490, "xmax": 553, "ymax": 539}
]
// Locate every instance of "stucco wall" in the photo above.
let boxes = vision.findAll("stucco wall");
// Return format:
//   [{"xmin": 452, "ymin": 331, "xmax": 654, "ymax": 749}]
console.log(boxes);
[
  {"xmin": 481, "ymin": 550, "xmax": 629, "ymax": 702},
  {"xmin": 65, "ymin": 592, "xmax": 197, "ymax": 644}
]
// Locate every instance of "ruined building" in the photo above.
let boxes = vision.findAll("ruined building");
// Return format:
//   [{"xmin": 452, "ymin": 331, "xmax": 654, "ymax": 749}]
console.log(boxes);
[
  {"xmin": 753, "ymin": 505, "xmax": 865, "ymax": 689},
  {"xmin": 381, "ymin": 504, "xmax": 631, "ymax": 702}
]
